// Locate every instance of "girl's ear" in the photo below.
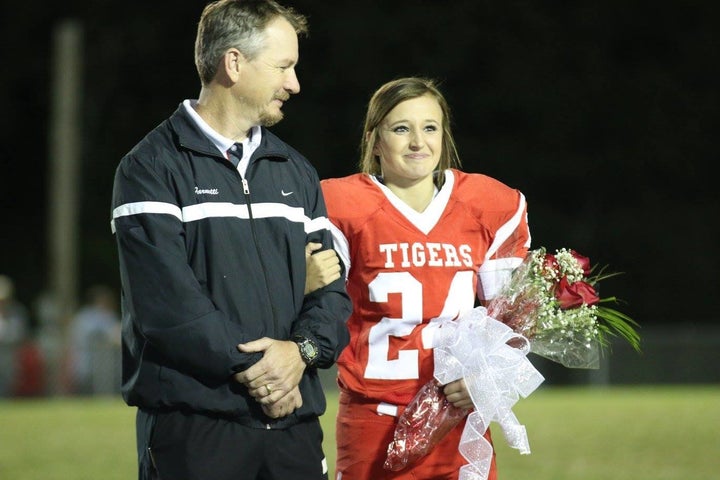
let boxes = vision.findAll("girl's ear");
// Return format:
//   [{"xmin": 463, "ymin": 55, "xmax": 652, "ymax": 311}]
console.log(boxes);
[{"xmin": 367, "ymin": 130, "xmax": 380, "ymax": 156}]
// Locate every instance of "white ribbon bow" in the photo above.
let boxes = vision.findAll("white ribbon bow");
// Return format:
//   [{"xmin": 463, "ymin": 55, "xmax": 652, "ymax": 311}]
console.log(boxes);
[{"xmin": 433, "ymin": 306, "xmax": 545, "ymax": 480}]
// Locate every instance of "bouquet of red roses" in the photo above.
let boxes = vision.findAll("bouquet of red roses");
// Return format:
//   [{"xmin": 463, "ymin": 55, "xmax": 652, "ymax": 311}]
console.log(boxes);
[
  {"xmin": 384, "ymin": 247, "xmax": 641, "ymax": 478},
  {"xmin": 486, "ymin": 247, "xmax": 641, "ymax": 368}
]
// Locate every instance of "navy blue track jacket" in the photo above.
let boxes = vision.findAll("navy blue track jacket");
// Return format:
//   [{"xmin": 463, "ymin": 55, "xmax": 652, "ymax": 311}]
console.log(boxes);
[{"xmin": 111, "ymin": 104, "xmax": 351, "ymax": 429}]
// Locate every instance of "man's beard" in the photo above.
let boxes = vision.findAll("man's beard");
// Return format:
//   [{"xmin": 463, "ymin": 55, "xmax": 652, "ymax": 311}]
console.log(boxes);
[{"xmin": 259, "ymin": 109, "xmax": 284, "ymax": 127}]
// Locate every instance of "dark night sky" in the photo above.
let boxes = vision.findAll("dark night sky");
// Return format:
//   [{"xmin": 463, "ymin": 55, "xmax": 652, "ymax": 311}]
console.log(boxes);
[{"xmin": 1, "ymin": 1, "xmax": 718, "ymax": 330}]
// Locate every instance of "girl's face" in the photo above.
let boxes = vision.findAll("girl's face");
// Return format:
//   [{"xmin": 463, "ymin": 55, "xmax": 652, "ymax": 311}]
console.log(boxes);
[{"xmin": 374, "ymin": 94, "xmax": 443, "ymax": 187}]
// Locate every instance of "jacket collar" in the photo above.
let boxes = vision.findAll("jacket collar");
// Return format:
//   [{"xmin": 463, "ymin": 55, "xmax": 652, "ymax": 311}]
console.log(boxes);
[{"xmin": 168, "ymin": 102, "xmax": 293, "ymax": 162}]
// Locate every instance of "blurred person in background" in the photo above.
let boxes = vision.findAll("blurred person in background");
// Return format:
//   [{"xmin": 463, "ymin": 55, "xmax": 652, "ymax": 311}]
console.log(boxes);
[
  {"xmin": 67, "ymin": 285, "xmax": 121, "ymax": 395},
  {"xmin": 0, "ymin": 274, "xmax": 30, "ymax": 397},
  {"xmin": 318, "ymin": 77, "xmax": 532, "ymax": 479},
  {"xmin": 110, "ymin": 1, "xmax": 351, "ymax": 479}
]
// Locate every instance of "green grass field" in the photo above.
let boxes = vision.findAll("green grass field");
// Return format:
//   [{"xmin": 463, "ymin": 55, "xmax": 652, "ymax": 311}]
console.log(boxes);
[{"xmin": 1, "ymin": 386, "xmax": 717, "ymax": 480}]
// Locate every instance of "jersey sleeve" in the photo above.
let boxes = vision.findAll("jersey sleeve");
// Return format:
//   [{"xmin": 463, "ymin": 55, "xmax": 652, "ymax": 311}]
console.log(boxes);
[
  {"xmin": 321, "ymin": 175, "xmax": 382, "ymax": 278},
  {"xmin": 476, "ymin": 189, "xmax": 531, "ymax": 301},
  {"xmin": 451, "ymin": 172, "xmax": 531, "ymax": 302}
]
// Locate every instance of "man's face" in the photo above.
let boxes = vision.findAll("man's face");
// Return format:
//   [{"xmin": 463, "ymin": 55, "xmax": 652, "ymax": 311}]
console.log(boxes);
[{"xmin": 237, "ymin": 17, "xmax": 300, "ymax": 127}]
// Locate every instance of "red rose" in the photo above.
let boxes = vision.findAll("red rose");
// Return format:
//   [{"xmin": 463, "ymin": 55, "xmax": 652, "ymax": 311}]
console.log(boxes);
[
  {"xmin": 555, "ymin": 277, "xmax": 600, "ymax": 309},
  {"xmin": 544, "ymin": 254, "xmax": 558, "ymax": 273},
  {"xmin": 569, "ymin": 250, "xmax": 592, "ymax": 276}
]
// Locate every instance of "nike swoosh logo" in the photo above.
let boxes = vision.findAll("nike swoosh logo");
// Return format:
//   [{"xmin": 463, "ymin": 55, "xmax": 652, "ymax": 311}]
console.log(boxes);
[{"xmin": 281, "ymin": 190, "xmax": 293, "ymax": 196}]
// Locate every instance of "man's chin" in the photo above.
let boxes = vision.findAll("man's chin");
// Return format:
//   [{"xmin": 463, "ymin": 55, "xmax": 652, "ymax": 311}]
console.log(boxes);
[{"xmin": 259, "ymin": 110, "xmax": 284, "ymax": 127}]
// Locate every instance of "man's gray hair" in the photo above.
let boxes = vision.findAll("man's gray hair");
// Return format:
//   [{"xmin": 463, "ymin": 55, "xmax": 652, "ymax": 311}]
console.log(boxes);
[{"xmin": 194, "ymin": 0, "xmax": 308, "ymax": 85}]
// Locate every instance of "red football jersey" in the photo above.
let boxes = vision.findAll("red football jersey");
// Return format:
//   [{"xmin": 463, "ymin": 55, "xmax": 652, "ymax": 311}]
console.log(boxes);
[{"xmin": 321, "ymin": 169, "xmax": 530, "ymax": 406}]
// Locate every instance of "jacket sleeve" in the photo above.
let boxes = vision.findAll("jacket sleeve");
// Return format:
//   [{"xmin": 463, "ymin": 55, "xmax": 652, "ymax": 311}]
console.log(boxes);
[
  {"xmin": 112, "ymin": 154, "xmax": 260, "ymax": 383},
  {"xmin": 290, "ymin": 168, "xmax": 352, "ymax": 369}
]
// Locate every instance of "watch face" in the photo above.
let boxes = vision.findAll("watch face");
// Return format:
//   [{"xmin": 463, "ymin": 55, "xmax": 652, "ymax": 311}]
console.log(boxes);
[
  {"xmin": 302, "ymin": 341, "xmax": 318, "ymax": 358},
  {"xmin": 298, "ymin": 338, "xmax": 318, "ymax": 364}
]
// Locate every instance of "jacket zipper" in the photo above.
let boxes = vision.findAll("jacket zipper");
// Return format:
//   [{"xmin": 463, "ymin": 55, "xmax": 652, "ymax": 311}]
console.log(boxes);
[{"xmin": 241, "ymin": 174, "xmax": 279, "ymax": 338}]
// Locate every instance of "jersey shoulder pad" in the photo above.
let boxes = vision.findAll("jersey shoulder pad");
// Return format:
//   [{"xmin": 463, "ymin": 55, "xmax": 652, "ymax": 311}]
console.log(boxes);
[
  {"xmin": 451, "ymin": 169, "xmax": 524, "ymax": 213},
  {"xmin": 321, "ymin": 174, "xmax": 385, "ymax": 220}
]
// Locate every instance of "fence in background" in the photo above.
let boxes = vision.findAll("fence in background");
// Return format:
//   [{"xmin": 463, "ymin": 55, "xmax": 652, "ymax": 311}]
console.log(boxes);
[{"xmin": 1, "ymin": 325, "xmax": 718, "ymax": 398}]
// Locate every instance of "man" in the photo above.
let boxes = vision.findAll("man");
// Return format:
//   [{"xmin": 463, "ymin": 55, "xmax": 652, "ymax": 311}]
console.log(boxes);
[{"xmin": 110, "ymin": 1, "xmax": 351, "ymax": 479}]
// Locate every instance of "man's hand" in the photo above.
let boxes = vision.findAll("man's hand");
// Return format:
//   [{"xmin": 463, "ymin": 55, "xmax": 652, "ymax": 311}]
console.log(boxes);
[
  {"xmin": 234, "ymin": 338, "xmax": 305, "ymax": 405},
  {"xmin": 261, "ymin": 385, "xmax": 303, "ymax": 419},
  {"xmin": 305, "ymin": 242, "xmax": 341, "ymax": 294}
]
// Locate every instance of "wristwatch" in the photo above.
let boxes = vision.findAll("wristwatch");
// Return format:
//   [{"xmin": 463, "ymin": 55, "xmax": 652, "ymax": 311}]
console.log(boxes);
[{"xmin": 293, "ymin": 335, "xmax": 319, "ymax": 367}]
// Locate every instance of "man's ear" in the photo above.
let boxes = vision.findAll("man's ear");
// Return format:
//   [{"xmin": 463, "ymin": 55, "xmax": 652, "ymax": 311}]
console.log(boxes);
[{"xmin": 223, "ymin": 48, "xmax": 245, "ymax": 81}]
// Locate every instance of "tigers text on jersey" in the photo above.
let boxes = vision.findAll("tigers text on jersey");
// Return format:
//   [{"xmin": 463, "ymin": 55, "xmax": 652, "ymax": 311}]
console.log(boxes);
[{"xmin": 321, "ymin": 169, "xmax": 531, "ymax": 406}]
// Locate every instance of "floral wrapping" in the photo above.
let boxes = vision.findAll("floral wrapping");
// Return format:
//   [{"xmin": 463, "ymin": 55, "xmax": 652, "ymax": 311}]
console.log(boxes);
[
  {"xmin": 383, "ymin": 247, "xmax": 641, "ymax": 478},
  {"xmin": 384, "ymin": 379, "xmax": 468, "ymax": 472},
  {"xmin": 384, "ymin": 308, "xmax": 544, "ymax": 478}
]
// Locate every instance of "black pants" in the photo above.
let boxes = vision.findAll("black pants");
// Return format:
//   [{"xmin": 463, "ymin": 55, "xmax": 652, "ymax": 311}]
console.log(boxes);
[{"xmin": 136, "ymin": 409, "xmax": 328, "ymax": 480}]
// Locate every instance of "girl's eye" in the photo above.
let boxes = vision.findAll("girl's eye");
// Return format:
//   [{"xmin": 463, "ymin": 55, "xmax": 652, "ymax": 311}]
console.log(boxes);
[
  {"xmin": 424, "ymin": 125, "xmax": 438, "ymax": 132},
  {"xmin": 392, "ymin": 126, "xmax": 409, "ymax": 134}
]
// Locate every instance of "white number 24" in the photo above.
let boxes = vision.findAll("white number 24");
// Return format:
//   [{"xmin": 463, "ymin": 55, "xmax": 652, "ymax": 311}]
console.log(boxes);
[{"xmin": 364, "ymin": 270, "xmax": 476, "ymax": 380}]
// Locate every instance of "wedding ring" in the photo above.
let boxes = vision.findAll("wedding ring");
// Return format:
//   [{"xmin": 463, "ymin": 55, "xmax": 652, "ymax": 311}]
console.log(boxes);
[{"xmin": 265, "ymin": 384, "xmax": 272, "ymax": 396}]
